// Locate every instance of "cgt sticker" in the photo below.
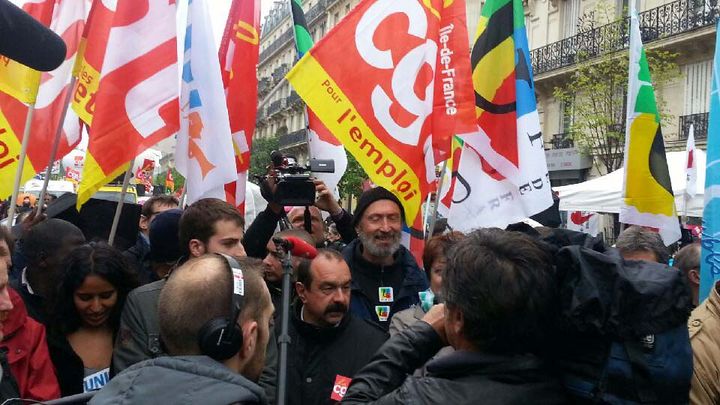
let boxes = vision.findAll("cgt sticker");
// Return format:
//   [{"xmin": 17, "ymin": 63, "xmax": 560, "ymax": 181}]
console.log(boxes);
[{"xmin": 330, "ymin": 374, "xmax": 352, "ymax": 401}]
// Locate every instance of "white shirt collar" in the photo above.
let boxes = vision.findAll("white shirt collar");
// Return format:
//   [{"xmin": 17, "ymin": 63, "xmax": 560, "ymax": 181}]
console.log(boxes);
[{"xmin": 20, "ymin": 267, "xmax": 35, "ymax": 295}]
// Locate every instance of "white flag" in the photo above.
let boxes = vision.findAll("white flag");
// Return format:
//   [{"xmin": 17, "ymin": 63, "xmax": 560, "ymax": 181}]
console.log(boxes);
[
  {"xmin": 175, "ymin": 0, "xmax": 236, "ymax": 204},
  {"xmin": 307, "ymin": 127, "xmax": 347, "ymax": 199},
  {"xmin": 566, "ymin": 211, "xmax": 599, "ymax": 236},
  {"xmin": 685, "ymin": 124, "xmax": 698, "ymax": 197}
]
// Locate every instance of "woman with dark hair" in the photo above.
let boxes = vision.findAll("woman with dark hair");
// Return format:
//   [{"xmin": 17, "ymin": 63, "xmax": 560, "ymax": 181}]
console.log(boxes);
[{"xmin": 46, "ymin": 242, "xmax": 138, "ymax": 396}]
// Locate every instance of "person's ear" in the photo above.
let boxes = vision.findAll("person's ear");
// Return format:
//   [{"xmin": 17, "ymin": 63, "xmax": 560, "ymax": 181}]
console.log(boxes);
[
  {"xmin": 295, "ymin": 282, "xmax": 307, "ymax": 303},
  {"xmin": 188, "ymin": 239, "xmax": 205, "ymax": 257},
  {"xmin": 139, "ymin": 215, "xmax": 150, "ymax": 232},
  {"xmin": 447, "ymin": 305, "xmax": 464, "ymax": 337},
  {"xmin": 689, "ymin": 268, "xmax": 701, "ymax": 286},
  {"xmin": 240, "ymin": 320, "xmax": 258, "ymax": 360}
]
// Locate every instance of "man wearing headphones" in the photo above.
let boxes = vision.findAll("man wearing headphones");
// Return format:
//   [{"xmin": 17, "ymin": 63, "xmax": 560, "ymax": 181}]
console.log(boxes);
[{"xmin": 91, "ymin": 255, "xmax": 274, "ymax": 404}]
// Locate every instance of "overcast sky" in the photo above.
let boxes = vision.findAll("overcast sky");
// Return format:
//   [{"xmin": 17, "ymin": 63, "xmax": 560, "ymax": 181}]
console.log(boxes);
[{"xmin": 206, "ymin": 0, "xmax": 277, "ymax": 45}]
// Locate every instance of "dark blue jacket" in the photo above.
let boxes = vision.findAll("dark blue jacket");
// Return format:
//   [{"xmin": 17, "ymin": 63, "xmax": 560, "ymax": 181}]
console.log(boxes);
[{"xmin": 342, "ymin": 239, "xmax": 427, "ymax": 330}]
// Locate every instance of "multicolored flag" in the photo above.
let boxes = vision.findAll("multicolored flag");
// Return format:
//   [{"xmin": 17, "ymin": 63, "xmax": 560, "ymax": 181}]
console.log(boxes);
[
  {"xmin": 0, "ymin": 0, "xmax": 54, "ymax": 103},
  {"xmin": 76, "ymin": 0, "xmax": 179, "ymax": 208},
  {"xmin": 447, "ymin": 0, "xmax": 553, "ymax": 231},
  {"xmin": 175, "ymin": 0, "xmax": 236, "ymax": 204},
  {"xmin": 619, "ymin": 6, "xmax": 680, "ymax": 245},
  {"xmin": 165, "ymin": 169, "xmax": 174, "ymax": 192},
  {"xmin": 220, "ymin": 0, "xmax": 261, "ymax": 214},
  {"xmin": 289, "ymin": 0, "xmax": 348, "ymax": 198},
  {"xmin": 287, "ymin": 0, "xmax": 477, "ymax": 232},
  {"xmin": 0, "ymin": 0, "xmax": 88, "ymax": 200},
  {"xmin": 700, "ymin": 20, "xmax": 720, "ymax": 302},
  {"xmin": 437, "ymin": 135, "xmax": 463, "ymax": 217},
  {"xmin": 685, "ymin": 124, "xmax": 698, "ymax": 198}
]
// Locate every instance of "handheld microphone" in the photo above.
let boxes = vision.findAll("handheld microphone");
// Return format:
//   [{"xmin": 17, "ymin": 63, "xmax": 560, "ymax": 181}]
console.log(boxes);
[
  {"xmin": 272, "ymin": 236, "xmax": 317, "ymax": 259},
  {"xmin": 0, "ymin": 0, "xmax": 67, "ymax": 71}
]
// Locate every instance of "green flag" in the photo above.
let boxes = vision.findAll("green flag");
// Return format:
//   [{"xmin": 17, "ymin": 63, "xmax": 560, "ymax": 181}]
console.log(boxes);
[{"xmin": 291, "ymin": 0, "xmax": 313, "ymax": 56}]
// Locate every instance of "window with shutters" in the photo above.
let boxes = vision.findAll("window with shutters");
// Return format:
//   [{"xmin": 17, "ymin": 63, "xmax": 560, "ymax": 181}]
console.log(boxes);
[{"xmin": 683, "ymin": 60, "xmax": 712, "ymax": 115}]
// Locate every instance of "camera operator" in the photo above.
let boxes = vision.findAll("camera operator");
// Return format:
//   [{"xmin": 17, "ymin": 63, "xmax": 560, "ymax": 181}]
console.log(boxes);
[{"xmin": 243, "ymin": 153, "xmax": 356, "ymax": 257}]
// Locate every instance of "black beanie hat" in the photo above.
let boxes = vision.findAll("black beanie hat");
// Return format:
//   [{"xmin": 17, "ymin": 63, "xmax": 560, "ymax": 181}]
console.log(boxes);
[{"xmin": 352, "ymin": 187, "xmax": 405, "ymax": 227}]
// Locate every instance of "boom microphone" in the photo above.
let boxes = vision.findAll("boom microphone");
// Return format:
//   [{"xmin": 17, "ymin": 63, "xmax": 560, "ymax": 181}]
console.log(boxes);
[
  {"xmin": 0, "ymin": 0, "xmax": 67, "ymax": 72},
  {"xmin": 272, "ymin": 236, "xmax": 317, "ymax": 259}
]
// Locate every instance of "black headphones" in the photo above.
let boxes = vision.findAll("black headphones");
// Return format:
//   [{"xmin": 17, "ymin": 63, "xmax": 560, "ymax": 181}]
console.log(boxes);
[{"xmin": 197, "ymin": 254, "xmax": 245, "ymax": 361}]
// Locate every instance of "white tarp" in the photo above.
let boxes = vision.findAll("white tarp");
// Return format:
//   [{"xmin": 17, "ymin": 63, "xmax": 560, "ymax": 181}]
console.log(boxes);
[{"xmin": 555, "ymin": 150, "xmax": 706, "ymax": 217}]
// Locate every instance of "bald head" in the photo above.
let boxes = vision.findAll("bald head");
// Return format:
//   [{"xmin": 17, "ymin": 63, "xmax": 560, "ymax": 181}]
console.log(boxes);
[
  {"xmin": 287, "ymin": 206, "xmax": 324, "ymax": 246},
  {"xmin": 159, "ymin": 255, "xmax": 269, "ymax": 356}
]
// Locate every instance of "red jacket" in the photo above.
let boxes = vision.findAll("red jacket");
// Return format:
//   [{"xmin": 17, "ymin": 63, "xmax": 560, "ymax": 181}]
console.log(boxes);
[{"xmin": 1, "ymin": 288, "xmax": 60, "ymax": 401}]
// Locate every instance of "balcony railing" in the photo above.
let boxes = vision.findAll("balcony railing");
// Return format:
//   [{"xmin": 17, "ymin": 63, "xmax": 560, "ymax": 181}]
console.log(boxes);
[
  {"xmin": 306, "ymin": 0, "xmax": 327, "ymax": 23},
  {"xmin": 287, "ymin": 91, "xmax": 302, "ymax": 107},
  {"xmin": 259, "ymin": 29, "xmax": 294, "ymax": 63},
  {"xmin": 679, "ymin": 112, "xmax": 709, "ymax": 140},
  {"xmin": 267, "ymin": 99, "xmax": 287, "ymax": 116},
  {"xmin": 271, "ymin": 64, "xmax": 289, "ymax": 84},
  {"xmin": 258, "ymin": 77, "xmax": 272, "ymax": 95},
  {"xmin": 279, "ymin": 129, "xmax": 308, "ymax": 148},
  {"xmin": 261, "ymin": 6, "xmax": 290, "ymax": 36},
  {"xmin": 545, "ymin": 133, "xmax": 574, "ymax": 149},
  {"xmin": 530, "ymin": 0, "xmax": 718, "ymax": 75}
]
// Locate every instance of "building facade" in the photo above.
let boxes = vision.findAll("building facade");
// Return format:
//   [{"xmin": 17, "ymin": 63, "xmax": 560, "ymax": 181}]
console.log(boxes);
[
  {"xmin": 255, "ymin": 0, "xmax": 483, "ymax": 162},
  {"xmin": 527, "ymin": 0, "xmax": 716, "ymax": 185}
]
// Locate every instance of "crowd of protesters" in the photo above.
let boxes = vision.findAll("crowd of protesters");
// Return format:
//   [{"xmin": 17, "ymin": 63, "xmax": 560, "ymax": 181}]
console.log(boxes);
[{"xmin": 0, "ymin": 173, "xmax": 716, "ymax": 405}]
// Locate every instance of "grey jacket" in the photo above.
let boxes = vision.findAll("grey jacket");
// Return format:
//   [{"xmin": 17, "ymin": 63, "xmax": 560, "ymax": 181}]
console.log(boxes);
[
  {"xmin": 90, "ymin": 355, "xmax": 267, "ymax": 404},
  {"xmin": 112, "ymin": 279, "xmax": 166, "ymax": 374}
]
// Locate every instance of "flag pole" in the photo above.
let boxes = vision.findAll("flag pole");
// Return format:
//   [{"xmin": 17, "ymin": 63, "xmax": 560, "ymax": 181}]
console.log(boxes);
[
  {"xmin": 108, "ymin": 159, "xmax": 134, "ymax": 246},
  {"xmin": 426, "ymin": 160, "xmax": 448, "ymax": 241},
  {"xmin": 7, "ymin": 104, "xmax": 36, "ymax": 224},
  {"xmin": 35, "ymin": 77, "xmax": 78, "ymax": 216}
]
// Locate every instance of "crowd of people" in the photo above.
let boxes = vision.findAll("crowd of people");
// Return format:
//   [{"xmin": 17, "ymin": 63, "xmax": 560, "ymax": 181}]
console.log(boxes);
[{"xmin": 0, "ymin": 177, "xmax": 716, "ymax": 404}]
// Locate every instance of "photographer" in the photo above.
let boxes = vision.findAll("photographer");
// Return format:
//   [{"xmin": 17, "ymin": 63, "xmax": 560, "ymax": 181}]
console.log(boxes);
[{"xmin": 243, "ymin": 153, "xmax": 356, "ymax": 258}]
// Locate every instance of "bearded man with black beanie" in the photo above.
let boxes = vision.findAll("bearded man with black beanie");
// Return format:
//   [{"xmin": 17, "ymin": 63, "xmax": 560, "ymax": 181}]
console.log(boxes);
[{"xmin": 342, "ymin": 187, "xmax": 427, "ymax": 331}]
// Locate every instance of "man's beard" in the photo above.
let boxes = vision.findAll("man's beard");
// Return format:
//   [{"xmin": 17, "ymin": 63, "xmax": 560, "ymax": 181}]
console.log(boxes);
[{"xmin": 358, "ymin": 229, "xmax": 401, "ymax": 258}]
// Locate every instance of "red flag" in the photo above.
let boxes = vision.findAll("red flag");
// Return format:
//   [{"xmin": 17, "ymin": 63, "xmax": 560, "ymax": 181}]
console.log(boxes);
[
  {"xmin": 0, "ymin": 0, "xmax": 88, "ymax": 200},
  {"xmin": 220, "ymin": 0, "xmax": 261, "ymax": 214},
  {"xmin": 77, "ymin": 0, "xmax": 179, "ymax": 208},
  {"xmin": 287, "ymin": 0, "xmax": 476, "ymax": 226}
]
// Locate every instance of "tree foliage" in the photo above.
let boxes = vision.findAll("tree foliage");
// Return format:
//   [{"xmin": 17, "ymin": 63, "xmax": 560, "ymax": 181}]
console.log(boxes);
[
  {"xmin": 338, "ymin": 153, "xmax": 366, "ymax": 199},
  {"xmin": 249, "ymin": 136, "xmax": 280, "ymax": 182},
  {"xmin": 553, "ymin": 2, "xmax": 680, "ymax": 173}
]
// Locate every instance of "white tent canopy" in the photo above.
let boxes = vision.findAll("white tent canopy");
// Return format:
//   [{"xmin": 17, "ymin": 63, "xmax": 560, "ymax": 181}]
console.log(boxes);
[{"xmin": 555, "ymin": 150, "xmax": 706, "ymax": 217}]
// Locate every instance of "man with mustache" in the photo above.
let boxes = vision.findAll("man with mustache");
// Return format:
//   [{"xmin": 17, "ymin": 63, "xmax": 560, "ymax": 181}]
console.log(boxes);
[
  {"xmin": 343, "ymin": 187, "xmax": 427, "ymax": 330},
  {"xmin": 283, "ymin": 249, "xmax": 386, "ymax": 404}
]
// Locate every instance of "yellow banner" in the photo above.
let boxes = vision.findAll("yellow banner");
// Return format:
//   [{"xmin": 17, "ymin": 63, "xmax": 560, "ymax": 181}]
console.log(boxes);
[
  {"xmin": 287, "ymin": 55, "xmax": 422, "ymax": 223},
  {"xmin": 0, "ymin": 58, "xmax": 41, "ymax": 104},
  {"xmin": 624, "ymin": 112, "xmax": 675, "ymax": 216},
  {"xmin": 76, "ymin": 151, "xmax": 129, "ymax": 209},
  {"xmin": 0, "ymin": 110, "xmax": 36, "ymax": 199},
  {"xmin": 71, "ymin": 62, "xmax": 100, "ymax": 125}
]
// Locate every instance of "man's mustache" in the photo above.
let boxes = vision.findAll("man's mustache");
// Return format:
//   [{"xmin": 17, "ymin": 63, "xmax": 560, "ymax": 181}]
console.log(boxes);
[{"xmin": 324, "ymin": 303, "xmax": 347, "ymax": 315}]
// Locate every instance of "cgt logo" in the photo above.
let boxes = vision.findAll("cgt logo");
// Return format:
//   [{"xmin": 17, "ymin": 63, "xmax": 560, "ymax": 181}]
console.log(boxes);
[{"xmin": 330, "ymin": 375, "xmax": 352, "ymax": 401}]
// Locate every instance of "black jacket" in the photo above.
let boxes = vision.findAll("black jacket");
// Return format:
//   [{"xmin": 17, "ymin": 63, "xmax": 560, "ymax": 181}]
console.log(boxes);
[
  {"xmin": 282, "ymin": 303, "xmax": 387, "ymax": 405},
  {"xmin": 122, "ymin": 233, "xmax": 153, "ymax": 285},
  {"xmin": 0, "ymin": 348, "xmax": 20, "ymax": 402},
  {"xmin": 243, "ymin": 206, "xmax": 357, "ymax": 255},
  {"xmin": 343, "ymin": 322, "xmax": 568, "ymax": 405},
  {"xmin": 46, "ymin": 330, "xmax": 85, "ymax": 396},
  {"xmin": 342, "ymin": 240, "xmax": 427, "ymax": 331}
]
